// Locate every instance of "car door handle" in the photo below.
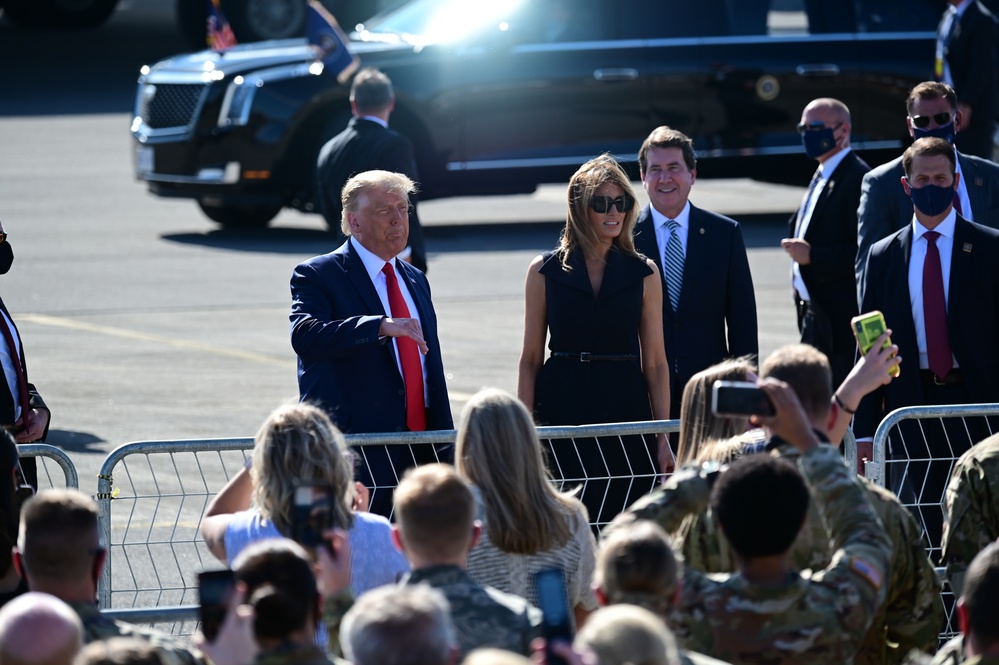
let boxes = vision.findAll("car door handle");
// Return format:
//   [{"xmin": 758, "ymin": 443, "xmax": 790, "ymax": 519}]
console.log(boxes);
[
  {"xmin": 795, "ymin": 64, "xmax": 840, "ymax": 77},
  {"xmin": 593, "ymin": 68, "xmax": 639, "ymax": 81}
]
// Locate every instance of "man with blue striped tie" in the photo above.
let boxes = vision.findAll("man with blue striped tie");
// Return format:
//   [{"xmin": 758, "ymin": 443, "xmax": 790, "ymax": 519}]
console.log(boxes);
[{"xmin": 633, "ymin": 126, "xmax": 759, "ymax": 420}]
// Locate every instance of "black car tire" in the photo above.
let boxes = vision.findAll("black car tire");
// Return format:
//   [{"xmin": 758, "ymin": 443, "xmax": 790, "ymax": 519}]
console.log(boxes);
[
  {"xmin": 198, "ymin": 201, "xmax": 281, "ymax": 229},
  {"xmin": 3, "ymin": 0, "xmax": 119, "ymax": 27}
]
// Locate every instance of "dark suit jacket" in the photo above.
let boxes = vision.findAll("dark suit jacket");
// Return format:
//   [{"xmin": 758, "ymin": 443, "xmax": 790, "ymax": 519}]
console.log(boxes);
[
  {"xmin": 942, "ymin": 0, "xmax": 999, "ymax": 158},
  {"xmin": 856, "ymin": 151, "xmax": 999, "ymax": 305},
  {"xmin": 855, "ymin": 216, "xmax": 999, "ymax": 438},
  {"xmin": 0, "ymin": 298, "xmax": 47, "ymax": 436},
  {"xmin": 633, "ymin": 204, "xmax": 758, "ymax": 415},
  {"xmin": 315, "ymin": 117, "xmax": 428, "ymax": 272},
  {"xmin": 290, "ymin": 238, "xmax": 452, "ymax": 434},
  {"xmin": 790, "ymin": 151, "xmax": 870, "ymax": 350}
]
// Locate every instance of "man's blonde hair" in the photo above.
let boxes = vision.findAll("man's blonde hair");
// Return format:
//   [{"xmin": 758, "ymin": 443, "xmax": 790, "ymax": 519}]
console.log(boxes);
[{"xmin": 394, "ymin": 464, "xmax": 475, "ymax": 560}]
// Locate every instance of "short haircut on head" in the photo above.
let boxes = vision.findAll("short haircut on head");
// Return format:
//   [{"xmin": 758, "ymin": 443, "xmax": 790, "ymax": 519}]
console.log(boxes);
[
  {"xmin": 0, "ymin": 592, "xmax": 83, "ymax": 665},
  {"xmin": 677, "ymin": 356, "xmax": 757, "ymax": 466},
  {"xmin": 902, "ymin": 137, "xmax": 957, "ymax": 178},
  {"xmin": 594, "ymin": 520, "xmax": 678, "ymax": 621},
  {"xmin": 711, "ymin": 454, "xmax": 810, "ymax": 559},
  {"xmin": 804, "ymin": 97, "xmax": 851, "ymax": 125},
  {"xmin": 394, "ymin": 464, "xmax": 475, "ymax": 561},
  {"xmin": 574, "ymin": 605, "xmax": 679, "ymax": 665},
  {"xmin": 350, "ymin": 68, "xmax": 394, "ymax": 114},
  {"xmin": 340, "ymin": 169, "xmax": 417, "ymax": 235},
  {"xmin": 962, "ymin": 541, "xmax": 999, "ymax": 646},
  {"xmin": 906, "ymin": 81, "xmax": 958, "ymax": 115},
  {"xmin": 341, "ymin": 584, "xmax": 455, "ymax": 665},
  {"xmin": 455, "ymin": 388, "xmax": 581, "ymax": 554},
  {"xmin": 232, "ymin": 538, "xmax": 318, "ymax": 641},
  {"xmin": 74, "ymin": 638, "xmax": 166, "ymax": 665},
  {"xmin": 18, "ymin": 489, "xmax": 100, "ymax": 583},
  {"xmin": 252, "ymin": 402, "xmax": 354, "ymax": 537},
  {"xmin": 759, "ymin": 344, "xmax": 832, "ymax": 421},
  {"xmin": 638, "ymin": 126, "xmax": 696, "ymax": 174}
]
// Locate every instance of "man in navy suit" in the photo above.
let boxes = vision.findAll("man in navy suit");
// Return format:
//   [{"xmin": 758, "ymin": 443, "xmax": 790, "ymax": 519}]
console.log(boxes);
[
  {"xmin": 0, "ymin": 222, "xmax": 49, "ymax": 488},
  {"xmin": 856, "ymin": 137, "xmax": 999, "ymax": 553},
  {"xmin": 856, "ymin": 81, "xmax": 999, "ymax": 305},
  {"xmin": 782, "ymin": 98, "xmax": 870, "ymax": 388},
  {"xmin": 290, "ymin": 170, "xmax": 452, "ymax": 515},
  {"xmin": 633, "ymin": 126, "xmax": 758, "ymax": 419},
  {"xmin": 316, "ymin": 68, "xmax": 428, "ymax": 273}
]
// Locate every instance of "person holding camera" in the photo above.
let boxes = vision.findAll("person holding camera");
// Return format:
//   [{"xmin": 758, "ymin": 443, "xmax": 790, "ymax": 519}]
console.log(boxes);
[
  {"xmin": 617, "ymin": 376, "xmax": 892, "ymax": 664},
  {"xmin": 199, "ymin": 403, "xmax": 408, "ymax": 597}
]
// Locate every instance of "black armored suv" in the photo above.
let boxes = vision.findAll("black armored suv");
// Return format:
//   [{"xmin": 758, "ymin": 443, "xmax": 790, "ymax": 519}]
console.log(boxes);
[{"xmin": 130, "ymin": 0, "xmax": 937, "ymax": 229}]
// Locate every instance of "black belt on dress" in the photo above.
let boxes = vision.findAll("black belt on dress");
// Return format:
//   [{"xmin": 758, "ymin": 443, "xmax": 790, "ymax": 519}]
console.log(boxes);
[
  {"xmin": 920, "ymin": 369, "xmax": 963, "ymax": 386},
  {"xmin": 551, "ymin": 352, "xmax": 638, "ymax": 363}
]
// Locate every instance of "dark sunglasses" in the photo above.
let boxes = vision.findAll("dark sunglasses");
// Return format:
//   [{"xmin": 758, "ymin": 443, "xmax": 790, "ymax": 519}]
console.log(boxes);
[
  {"xmin": 589, "ymin": 195, "xmax": 635, "ymax": 214},
  {"xmin": 909, "ymin": 112, "xmax": 953, "ymax": 129},
  {"xmin": 796, "ymin": 121, "xmax": 842, "ymax": 134}
]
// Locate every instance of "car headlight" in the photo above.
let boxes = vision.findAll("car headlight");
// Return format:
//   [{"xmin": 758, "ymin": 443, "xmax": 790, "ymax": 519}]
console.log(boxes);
[{"xmin": 217, "ymin": 62, "xmax": 319, "ymax": 128}]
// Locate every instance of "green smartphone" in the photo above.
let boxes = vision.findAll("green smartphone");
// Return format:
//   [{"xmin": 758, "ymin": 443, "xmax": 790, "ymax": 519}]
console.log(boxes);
[{"xmin": 851, "ymin": 310, "xmax": 899, "ymax": 377}]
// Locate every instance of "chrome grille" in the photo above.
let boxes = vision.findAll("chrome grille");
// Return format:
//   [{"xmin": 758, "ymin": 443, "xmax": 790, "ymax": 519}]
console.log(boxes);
[{"xmin": 139, "ymin": 83, "xmax": 206, "ymax": 130}]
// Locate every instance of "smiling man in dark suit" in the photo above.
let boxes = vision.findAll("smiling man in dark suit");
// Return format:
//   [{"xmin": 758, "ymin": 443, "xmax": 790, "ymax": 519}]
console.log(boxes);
[
  {"xmin": 290, "ymin": 170, "xmax": 452, "ymax": 515},
  {"xmin": 316, "ymin": 68, "xmax": 428, "ymax": 273},
  {"xmin": 856, "ymin": 137, "xmax": 999, "ymax": 552},
  {"xmin": 782, "ymin": 98, "xmax": 870, "ymax": 388},
  {"xmin": 633, "ymin": 126, "xmax": 758, "ymax": 418}
]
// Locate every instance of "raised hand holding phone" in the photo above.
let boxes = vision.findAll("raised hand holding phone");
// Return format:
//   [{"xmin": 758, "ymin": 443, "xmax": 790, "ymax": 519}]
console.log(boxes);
[{"xmin": 851, "ymin": 311, "xmax": 900, "ymax": 377}]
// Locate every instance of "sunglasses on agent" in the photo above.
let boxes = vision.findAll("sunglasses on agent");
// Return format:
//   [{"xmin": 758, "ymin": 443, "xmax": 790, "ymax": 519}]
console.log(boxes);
[{"xmin": 909, "ymin": 112, "xmax": 953, "ymax": 128}]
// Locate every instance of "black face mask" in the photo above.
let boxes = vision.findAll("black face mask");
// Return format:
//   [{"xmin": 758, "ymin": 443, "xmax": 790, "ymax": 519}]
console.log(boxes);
[{"xmin": 0, "ymin": 242, "xmax": 13, "ymax": 275}]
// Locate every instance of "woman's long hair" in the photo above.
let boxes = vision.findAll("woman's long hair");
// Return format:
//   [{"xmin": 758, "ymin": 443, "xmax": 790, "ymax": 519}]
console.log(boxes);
[
  {"xmin": 675, "ymin": 357, "xmax": 757, "ymax": 467},
  {"xmin": 557, "ymin": 154, "xmax": 641, "ymax": 270},
  {"xmin": 455, "ymin": 388, "xmax": 583, "ymax": 554},
  {"xmin": 251, "ymin": 403, "xmax": 354, "ymax": 534}
]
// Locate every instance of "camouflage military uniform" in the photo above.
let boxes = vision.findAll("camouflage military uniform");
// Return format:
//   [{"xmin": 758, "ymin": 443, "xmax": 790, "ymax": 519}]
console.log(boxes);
[
  {"xmin": 626, "ymin": 444, "xmax": 892, "ymax": 664},
  {"xmin": 402, "ymin": 564, "xmax": 542, "ymax": 660},
  {"xmin": 69, "ymin": 601, "xmax": 203, "ymax": 665},
  {"xmin": 942, "ymin": 433, "xmax": 999, "ymax": 597},
  {"xmin": 675, "ymin": 440, "xmax": 942, "ymax": 665}
]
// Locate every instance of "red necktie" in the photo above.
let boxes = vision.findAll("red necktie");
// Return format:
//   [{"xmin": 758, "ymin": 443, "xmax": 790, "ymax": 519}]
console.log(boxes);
[
  {"xmin": 381, "ymin": 262, "xmax": 426, "ymax": 431},
  {"xmin": 922, "ymin": 231, "xmax": 953, "ymax": 381},
  {"xmin": 0, "ymin": 312, "xmax": 30, "ymax": 429}
]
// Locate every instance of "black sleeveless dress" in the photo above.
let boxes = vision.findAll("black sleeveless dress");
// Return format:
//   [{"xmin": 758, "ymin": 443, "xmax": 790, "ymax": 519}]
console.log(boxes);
[{"xmin": 533, "ymin": 248, "xmax": 658, "ymax": 526}]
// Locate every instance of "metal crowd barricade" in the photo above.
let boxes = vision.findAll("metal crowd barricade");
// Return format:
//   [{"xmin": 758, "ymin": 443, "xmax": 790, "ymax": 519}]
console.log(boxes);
[
  {"xmin": 870, "ymin": 402, "xmax": 999, "ymax": 642},
  {"xmin": 95, "ymin": 420, "xmax": 679, "ymax": 617},
  {"xmin": 20, "ymin": 443, "xmax": 79, "ymax": 489}
]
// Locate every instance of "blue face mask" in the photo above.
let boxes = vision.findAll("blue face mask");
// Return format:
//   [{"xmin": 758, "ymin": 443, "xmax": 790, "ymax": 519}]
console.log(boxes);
[
  {"xmin": 801, "ymin": 127, "xmax": 837, "ymax": 159},
  {"xmin": 907, "ymin": 180, "xmax": 955, "ymax": 217},
  {"xmin": 913, "ymin": 122, "xmax": 956, "ymax": 144}
]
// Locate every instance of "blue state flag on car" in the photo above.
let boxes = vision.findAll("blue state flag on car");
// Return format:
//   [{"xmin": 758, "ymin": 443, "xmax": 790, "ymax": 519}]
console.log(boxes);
[
  {"xmin": 306, "ymin": 0, "xmax": 360, "ymax": 84},
  {"xmin": 206, "ymin": 0, "xmax": 237, "ymax": 53}
]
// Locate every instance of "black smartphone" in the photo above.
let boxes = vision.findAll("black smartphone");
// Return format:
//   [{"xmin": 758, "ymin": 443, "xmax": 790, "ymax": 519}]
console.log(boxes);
[
  {"xmin": 534, "ymin": 568, "xmax": 573, "ymax": 665},
  {"xmin": 198, "ymin": 569, "xmax": 235, "ymax": 642},
  {"xmin": 711, "ymin": 380, "xmax": 776, "ymax": 417},
  {"xmin": 290, "ymin": 485, "xmax": 336, "ymax": 549}
]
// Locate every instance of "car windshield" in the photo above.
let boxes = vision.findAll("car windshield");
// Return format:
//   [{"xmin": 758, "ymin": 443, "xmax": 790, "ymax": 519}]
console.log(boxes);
[{"xmin": 355, "ymin": 0, "xmax": 526, "ymax": 45}]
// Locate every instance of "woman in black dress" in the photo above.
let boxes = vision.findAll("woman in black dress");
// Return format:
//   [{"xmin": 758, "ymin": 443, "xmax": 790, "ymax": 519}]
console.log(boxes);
[{"xmin": 518, "ymin": 154, "xmax": 672, "ymax": 525}]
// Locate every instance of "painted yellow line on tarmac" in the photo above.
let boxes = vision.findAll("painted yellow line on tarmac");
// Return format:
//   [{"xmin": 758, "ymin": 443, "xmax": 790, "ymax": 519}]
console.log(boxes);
[{"xmin": 20, "ymin": 313, "xmax": 289, "ymax": 367}]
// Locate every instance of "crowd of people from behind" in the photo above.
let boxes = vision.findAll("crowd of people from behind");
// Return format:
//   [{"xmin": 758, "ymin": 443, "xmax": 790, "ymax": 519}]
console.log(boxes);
[{"xmin": 3, "ymin": 3, "xmax": 999, "ymax": 661}]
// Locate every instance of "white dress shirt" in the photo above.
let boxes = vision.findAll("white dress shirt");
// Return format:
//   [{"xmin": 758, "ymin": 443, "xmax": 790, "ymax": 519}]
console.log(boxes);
[
  {"xmin": 351, "ymin": 237, "xmax": 429, "ymax": 404},
  {"xmin": 907, "ymin": 211, "xmax": 959, "ymax": 370}
]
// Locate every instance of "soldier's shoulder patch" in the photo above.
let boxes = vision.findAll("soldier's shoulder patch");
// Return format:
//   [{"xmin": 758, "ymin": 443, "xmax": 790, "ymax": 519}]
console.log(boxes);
[{"xmin": 849, "ymin": 557, "xmax": 883, "ymax": 590}]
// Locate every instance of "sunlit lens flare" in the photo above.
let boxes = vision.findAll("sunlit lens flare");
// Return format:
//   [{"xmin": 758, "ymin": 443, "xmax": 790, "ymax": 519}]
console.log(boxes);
[{"xmin": 417, "ymin": 0, "xmax": 525, "ymax": 44}]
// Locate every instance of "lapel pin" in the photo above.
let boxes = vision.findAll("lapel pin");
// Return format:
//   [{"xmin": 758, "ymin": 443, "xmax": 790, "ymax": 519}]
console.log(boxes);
[
  {"xmin": 699, "ymin": 228, "xmax": 705, "ymax": 235},
  {"xmin": 975, "ymin": 177, "xmax": 983, "ymax": 187},
  {"xmin": 964, "ymin": 243, "xmax": 973, "ymax": 252}
]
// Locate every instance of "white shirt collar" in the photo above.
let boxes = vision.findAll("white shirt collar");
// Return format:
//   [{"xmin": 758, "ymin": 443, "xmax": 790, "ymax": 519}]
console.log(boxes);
[
  {"xmin": 818, "ymin": 146, "xmax": 851, "ymax": 179},
  {"xmin": 912, "ymin": 207, "xmax": 958, "ymax": 241},
  {"xmin": 359, "ymin": 115, "xmax": 389, "ymax": 129},
  {"xmin": 650, "ymin": 199, "xmax": 692, "ymax": 230},
  {"xmin": 350, "ymin": 236, "xmax": 396, "ymax": 282}
]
